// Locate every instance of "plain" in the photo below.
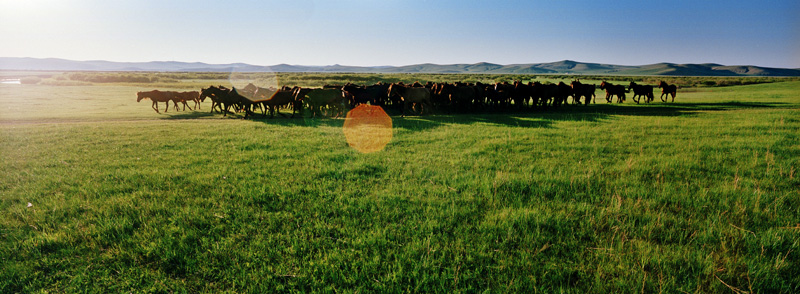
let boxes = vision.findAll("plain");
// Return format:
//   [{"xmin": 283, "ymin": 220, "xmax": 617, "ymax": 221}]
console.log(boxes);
[{"xmin": 1, "ymin": 74, "xmax": 798, "ymax": 293}]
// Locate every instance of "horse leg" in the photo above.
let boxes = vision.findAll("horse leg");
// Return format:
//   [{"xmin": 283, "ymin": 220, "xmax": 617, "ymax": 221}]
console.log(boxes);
[{"xmin": 151, "ymin": 101, "xmax": 159, "ymax": 113}]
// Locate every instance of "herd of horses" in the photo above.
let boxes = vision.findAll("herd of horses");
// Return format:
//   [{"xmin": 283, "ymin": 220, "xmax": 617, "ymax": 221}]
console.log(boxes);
[{"xmin": 135, "ymin": 80, "xmax": 678, "ymax": 117}]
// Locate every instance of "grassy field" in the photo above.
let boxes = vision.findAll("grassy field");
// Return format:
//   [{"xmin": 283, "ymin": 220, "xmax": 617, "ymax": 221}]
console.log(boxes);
[{"xmin": 1, "ymin": 75, "xmax": 799, "ymax": 293}]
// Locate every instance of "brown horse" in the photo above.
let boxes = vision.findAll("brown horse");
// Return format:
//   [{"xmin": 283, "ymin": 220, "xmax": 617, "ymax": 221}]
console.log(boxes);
[
  {"xmin": 137, "ymin": 90, "xmax": 178, "ymax": 113},
  {"xmin": 257, "ymin": 86, "xmax": 300, "ymax": 118},
  {"xmin": 628, "ymin": 82, "xmax": 654, "ymax": 104},
  {"xmin": 183, "ymin": 91, "xmax": 201, "ymax": 110},
  {"xmin": 388, "ymin": 83, "xmax": 432, "ymax": 117},
  {"xmin": 658, "ymin": 81, "xmax": 677, "ymax": 102},
  {"xmin": 241, "ymin": 83, "xmax": 258, "ymax": 98},
  {"xmin": 172, "ymin": 91, "xmax": 200, "ymax": 111},
  {"xmin": 599, "ymin": 81, "xmax": 627, "ymax": 103}
]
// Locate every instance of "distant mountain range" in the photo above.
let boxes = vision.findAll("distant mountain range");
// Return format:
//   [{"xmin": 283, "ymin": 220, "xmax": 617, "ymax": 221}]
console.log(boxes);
[{"xmin": 2, "ymin": 57, "xmax": 799, "ymax": 76}]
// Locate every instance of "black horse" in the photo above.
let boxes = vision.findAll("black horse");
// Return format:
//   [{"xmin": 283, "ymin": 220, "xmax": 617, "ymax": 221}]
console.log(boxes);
[
  {"xmin": 343, "ymin": 83, "xmax": 387, "ymax": 108},
  {"xmin": 658, "ymin": 81, "xmax": 677, "ymax": 102},
  {"xmin": 628, "ymin": 82, "xmax": 654, "ymax": 104},
  {"xmin": 570, "ymin": 80, "xmax": 596, "ymax": 105}
]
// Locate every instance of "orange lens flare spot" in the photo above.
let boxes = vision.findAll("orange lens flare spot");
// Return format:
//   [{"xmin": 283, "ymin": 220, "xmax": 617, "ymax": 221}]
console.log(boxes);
[{"xmin": 342, "ymin": 105, "xmax": 392, "ymax": 153}]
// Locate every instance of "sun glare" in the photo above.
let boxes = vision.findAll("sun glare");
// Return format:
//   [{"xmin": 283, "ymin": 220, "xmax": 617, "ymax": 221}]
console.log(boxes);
[{"xmin": 343, "ymin": 104, "xmax": 393, "ymax": 153}]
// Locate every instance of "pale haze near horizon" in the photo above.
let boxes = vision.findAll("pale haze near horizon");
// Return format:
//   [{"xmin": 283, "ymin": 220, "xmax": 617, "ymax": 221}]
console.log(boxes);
[{"xmin": 1, "ymin": 0, "xmax": 798, "ymax": 68}]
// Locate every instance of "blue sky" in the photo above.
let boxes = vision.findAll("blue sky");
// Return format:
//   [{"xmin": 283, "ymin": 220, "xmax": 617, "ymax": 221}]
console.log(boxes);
[{"xmin": 1, "ymin": 0, "xmax": 798, "ymax": 68}]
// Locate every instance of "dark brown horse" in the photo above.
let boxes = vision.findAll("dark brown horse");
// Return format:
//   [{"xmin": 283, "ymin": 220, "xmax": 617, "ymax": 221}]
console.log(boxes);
[
  {"xmin": 438, "ymin": 83, "xmax": 478, "ymax": 112},
  {"xmin": 599, "ymin": 81, "xmax": 627, "ymax": 103},
  {"xmin": 511, "ymin": 81, "xmax": 532, "ymax": 109},
  {"xmin": 555, "ymin": 82, "xmax": 573, "ymax": 106},
  {"xmin": 137, "ymin": 90, "xmax": 178, "ymax": 113},
  {"xmin": 229, "ymin": 87, "xmax": 257, "ymax": 118},
  {"xmin": 199, "ymin": 86, "xmax": 224, "ymax": 114},
  {"xmin": 303, "ymin": 88, "xmax": 347, "ymax": 118},
  {"xmin": 658, "ymin": 81, "xmax": 677, "ymax": 102},
  {"xmin": 343, "ymin": 83, "xmax": 387, "ymax": 108},
  {"xmin": 492, "ymin": 82, "xmax": 514, "ymax": 109},
  {"xmin": 199, "ymin": 86, "xmax": 240, "ymax": 116},
  {"xmin": 570, "ymin": 80, "xmax": 596, "ymax": 105},
  {"xmin": 388, "ymin": 83, "xmax": 432, "ymax": 117},
  {"xmin": 531, "ymin": 82, "xmax": 557, "ymax": 107},
  {"xmin": 628, "ymin": 82, "xmax": 654, "ymax": 104}
]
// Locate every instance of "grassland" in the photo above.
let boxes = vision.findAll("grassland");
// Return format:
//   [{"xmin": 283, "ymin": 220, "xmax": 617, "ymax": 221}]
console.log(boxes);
[{"xmin": 1, "ymin": 73, "xmax": 799, "ymax": 293}]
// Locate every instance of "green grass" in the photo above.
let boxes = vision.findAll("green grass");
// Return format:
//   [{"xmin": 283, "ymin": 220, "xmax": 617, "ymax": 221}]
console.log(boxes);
[{"xmin": 1, "ymin": 78, "xmax": 799, "ymax": 293}]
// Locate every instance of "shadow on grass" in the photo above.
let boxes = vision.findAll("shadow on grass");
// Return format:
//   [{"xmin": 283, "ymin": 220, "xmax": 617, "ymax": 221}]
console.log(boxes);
[
  {"xmin": 161, "ymin": 112, "xmax": 217, "ymax": 120},
  {"xmin": 158, "ymin": 101, "xmax": 786, "ymax": 131}
]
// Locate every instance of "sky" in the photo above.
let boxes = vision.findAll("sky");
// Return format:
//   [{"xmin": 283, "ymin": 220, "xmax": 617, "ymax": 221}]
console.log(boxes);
[{"xmin": 1, "ymin": 0, "xmax": 798, "ymax": 68}]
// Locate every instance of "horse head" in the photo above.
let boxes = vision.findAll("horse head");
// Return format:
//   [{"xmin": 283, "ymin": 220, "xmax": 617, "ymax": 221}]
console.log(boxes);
[
  {"xmin": 388, "ymin": 83, "xmax": 406, "ymax": 98},
  {"xmin": 199, "ymin": 87, "xmax": 213, "ymax": 102}
]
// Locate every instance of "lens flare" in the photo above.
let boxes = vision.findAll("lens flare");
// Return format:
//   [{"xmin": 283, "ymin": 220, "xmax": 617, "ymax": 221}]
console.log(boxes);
[
  {"xmin": 227, "ymin": 68, "xmax": 278, "ymax": 97},
  {"xmin": 343, "ymin": 105, "xmax": 392, "ymax": 153}
]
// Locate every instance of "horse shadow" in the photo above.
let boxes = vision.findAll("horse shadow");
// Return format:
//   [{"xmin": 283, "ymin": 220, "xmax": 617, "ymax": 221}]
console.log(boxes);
[
  {"xmin": 160, "ymin": 112, "xmax": 217, "ymax": 120},
  {"xmin": 158, "ymin": 101, "xmax": 785, "ymax": 131},
  {"xmin": 390, "ymin": 100, "xmax": 785, "ymax": 131}
]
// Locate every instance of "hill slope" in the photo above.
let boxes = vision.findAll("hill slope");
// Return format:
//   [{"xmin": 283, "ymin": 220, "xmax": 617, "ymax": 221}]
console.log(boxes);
[{"xmin": 2, "ymin": 57, "xmax": 798, "ymax": 76}]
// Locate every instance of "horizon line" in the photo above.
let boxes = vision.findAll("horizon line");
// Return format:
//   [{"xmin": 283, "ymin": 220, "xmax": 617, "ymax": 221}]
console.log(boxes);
[{"xmin": 3, "ymin": 56, "xmax": 797, "ymax": 69}]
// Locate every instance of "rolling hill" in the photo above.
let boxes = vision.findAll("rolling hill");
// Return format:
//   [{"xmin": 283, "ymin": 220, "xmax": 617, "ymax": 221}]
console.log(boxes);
[{"xmin": 1, "ymin": 57, "xmax": 798, "ymax": 76}]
